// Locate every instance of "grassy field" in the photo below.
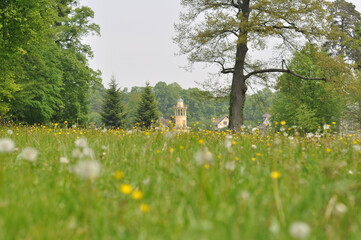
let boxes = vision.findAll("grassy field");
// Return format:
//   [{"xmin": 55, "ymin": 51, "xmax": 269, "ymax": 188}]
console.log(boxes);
[{"xmin": 0, "ymin": 124, "xmax": 360, "ymax": 239}]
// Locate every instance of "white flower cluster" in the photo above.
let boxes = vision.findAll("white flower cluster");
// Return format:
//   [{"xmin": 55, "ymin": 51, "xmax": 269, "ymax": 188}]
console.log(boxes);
[
  {"xmin": 71, "ymin": 137, "xmax": 101, "ymax": 180},
  {"xmin": 194, "ymin": 147, "xmax": 213, "ymax": 166}
]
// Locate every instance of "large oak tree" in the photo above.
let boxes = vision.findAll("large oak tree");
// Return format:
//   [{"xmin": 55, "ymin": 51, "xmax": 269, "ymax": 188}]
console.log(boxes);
[{"xmin": 175, "ymin": 0, "xmax": 338, "ymax": 131}]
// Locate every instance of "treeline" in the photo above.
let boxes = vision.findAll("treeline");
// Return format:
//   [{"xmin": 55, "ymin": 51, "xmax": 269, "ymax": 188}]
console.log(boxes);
[
  {"xmin": 89, "ymin": 80, "xmax": 273, "ymax": 129},
  {"xmin": 0, "ymin": 0, "xmax": 100, "ymax": 125}
]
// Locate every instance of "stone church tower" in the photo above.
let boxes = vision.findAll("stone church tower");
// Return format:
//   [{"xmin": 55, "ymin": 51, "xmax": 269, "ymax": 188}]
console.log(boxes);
[{"xmin": 173, "ymin": 98, "xmax": 187, "ymax": 128}]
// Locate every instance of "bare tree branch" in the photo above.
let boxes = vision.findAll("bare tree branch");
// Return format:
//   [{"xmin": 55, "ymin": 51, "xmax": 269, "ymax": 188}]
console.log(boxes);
[{"xmin": 244, "ymin": 60, "xmax": 327, "ymax": 81}]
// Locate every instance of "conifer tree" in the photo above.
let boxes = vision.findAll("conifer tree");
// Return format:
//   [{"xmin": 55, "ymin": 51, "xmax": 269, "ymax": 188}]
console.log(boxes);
[
  {"xmin": 135, "ymin": 82, "xmax": 159, "ymax": 128},
  {"xmin": 100, "ymin": 76, "xmax": 126, "ymax": 128}
]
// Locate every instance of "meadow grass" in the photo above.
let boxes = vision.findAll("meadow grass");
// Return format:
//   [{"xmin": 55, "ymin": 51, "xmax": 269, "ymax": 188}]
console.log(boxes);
[{"xmin": 0, "ymin": 124, "xmax": 360, "ymax": 240}]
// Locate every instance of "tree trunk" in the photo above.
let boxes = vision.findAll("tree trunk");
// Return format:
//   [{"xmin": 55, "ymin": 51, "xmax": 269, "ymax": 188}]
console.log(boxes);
[
  {"xmin": 229, "ymin": 47, "xmax": 248, "ymax": 131},
  {"xmin": 229, "ymin": 1, "xmax": 249, "ymax": 131}
]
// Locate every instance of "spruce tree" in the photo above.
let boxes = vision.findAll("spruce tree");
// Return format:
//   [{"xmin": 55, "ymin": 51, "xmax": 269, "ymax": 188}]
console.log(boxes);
[
  {"xmin": 135, "ymin": 82, "xmax": 159, "ymax": 128},
  {"xmin": 100, "ymin": 76, "xmax": 126, "ymax": 128}
]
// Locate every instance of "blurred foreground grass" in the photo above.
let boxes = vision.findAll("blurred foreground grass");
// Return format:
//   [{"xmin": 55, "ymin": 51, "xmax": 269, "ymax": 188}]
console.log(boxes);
[{"xmin": 0, "ymin": 124, "xmax": 360, "ymax": 239}]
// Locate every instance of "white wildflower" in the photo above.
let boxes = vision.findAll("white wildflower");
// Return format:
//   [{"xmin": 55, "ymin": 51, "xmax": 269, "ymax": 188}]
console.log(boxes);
[
  {"xmin": 269, "ymin": 217, "xmax": 280, "ymax": 234},
  {"xmin": 306, "ymin": 133, "xmax": 314, "ymax": 138},
  {"xmin": 224, "ymin": 140, "xmax": 232, "ymax": 150},
  {"xmin": 353, "ymin": 144, "xmax": 361, "ymax": 152},
  {"xmin": 283, "ymin": 132, "xmax": 288, "ymax": 137},
  {"xmin": 143, "ymin": 178, "xmax": 151, "ymax": 185},
  {"xmin": 280, "ymin": 127, "xmax": 286, "ymax": 132},
  {"xmin": 274, "ymin": 138, "xmax": 281, "ymax": 145},
  {"xmin": 73, "ymin": 160, "xmax": 101, "ymax": 180},
  {"xmin": 194, "ymin": 147, "xmax": 213, "ymax": 166},
  {"xmin": 289, "ymin": 222, "xmax": 310, "ymax": 239},
  {"xmin": 288, "ymin": 136, "xmax": 294, "ymax": 140},
  {"xmin": 7, "ymin": 130, "xmax": 13, "ymax": 135},
  {"xmin": 251, "ymin": 144, "xmax": 257, "ymax": 149},
  {"xmin": 348, "ymin": 170, "xmax": 354, "ymax": 174},
  {"xmin": 323, "ymin": 124, "xmax": 330, "ymax": 130},
  {"xmin": 225, "ymin": 135, "xmax": 233, "ymax": 139},
  {"xmin": 240, "ymin": 190, "xmax": 250, "ymax": 200},
  {"xmin": 225, "ymin": 161, "xmax": 236, "ymax": 171},
  {"xmin": 19, "ymin": 147, "xmax": 38, "ymax": 162},
  {"xmin": 0, "ymin": 138, "xmax": 15, "ymax": 153},
  {"xmin": 60, "ymin": 157, "xmax": 69, "ymax": 164},
  {"xmin": 74, "ymin": 138, "xmax": 87, "ymax": 148}
]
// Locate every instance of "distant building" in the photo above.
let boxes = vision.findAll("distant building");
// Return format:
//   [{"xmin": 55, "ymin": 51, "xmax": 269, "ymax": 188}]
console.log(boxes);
[
  {"xmin": 257, "ymin": 113, "xmax": 271, "ymax": 133},
  {"xmin": 212, "ymin": 116, "xmax": 229, "ymax": 130},
  {"xmin": 159, "ymin": 117, "xmax": 173, "ymax": 127},
  {"xmin": 173, "ymin": 98, "xmax": 188, "ymax": 128}
]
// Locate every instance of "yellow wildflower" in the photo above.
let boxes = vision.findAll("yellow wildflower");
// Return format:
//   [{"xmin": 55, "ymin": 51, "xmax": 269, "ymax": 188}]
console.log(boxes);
[
  {"xmin": 280, "ymin": 121, "xmax": 286, "ymax": 126},
  {"xmin": 114, "ymin": 170, "xmax": 124, "ymax": 180},
  {"xmin": 120, "ymin": 184, "xmax": 132, "ymax": 194},
  {"xmin": 199, "ymin": 139, "xmax": 204, "ymax": 144},
  {"xmin": 271, "ymin": 171, "xmax": 281, "ymax": 179},
  {"xmin": 140, "ymin": 203, "xmax": 150, "ymax": 213},
  {"xmin": 131, "ymin": 190, "xmax": 143, "ymax": 200}
]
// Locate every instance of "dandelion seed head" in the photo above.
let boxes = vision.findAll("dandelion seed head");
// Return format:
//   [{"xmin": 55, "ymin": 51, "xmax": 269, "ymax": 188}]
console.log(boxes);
[
  {"xmin": 74, "ymin": 138, "xmax": 87, "ymax": 148},
  {"xmin": 72, "ymin": 148, "xmax": 84, "ymax": 159},
  {"xmin": 334, "ymin": 203, "xmax": 347, "ymax": 215},
  {"xmin": 73, "ymin": 160, "xmax": 101, "ymax": 180},
  {"xmin": 19, "ymin": 147, "xmax": 38, "ymax": 162},
  {"xmin": 225, "ymin": 161, "xmax": 236, "ymax": 171},
  {"xmin": 0, "ymin": 138, "xmax": 15, "ymax": 153},
  {"xmin": 289, "ymin": 222, "xmax": 310, "ymax": 239}
]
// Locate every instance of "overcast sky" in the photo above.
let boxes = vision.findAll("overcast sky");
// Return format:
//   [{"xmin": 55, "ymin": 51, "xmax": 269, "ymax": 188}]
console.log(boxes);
[{"xmin": 82, "ymin": 0, "xmax": 361, "ymax": 89}]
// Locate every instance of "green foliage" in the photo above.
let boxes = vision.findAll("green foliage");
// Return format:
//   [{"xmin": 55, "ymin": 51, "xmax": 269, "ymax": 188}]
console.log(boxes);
[
  {"xmin": 10, "ymin": 43, "xmax": 63, "ymax": 124},
  {"xmin": 154, "ymin": 81, "xmax": 182, "ymax": 117},
  {"xmin": 325, "ymin": 0, "xmax": 361, "ymax": 67},
  {"xmin": 0, "ymin": 0, "xmax": 100, "ymax": 124},
  {"xmin": 100, "ymin": 77, "xmax": 126, "ymax": 128},
  {"xmin": 272, "ymin": 45, "xmax": 344, "ymax": 132},
  {"xmin": 134, "ymin": 83, "xmax": 159, "ymax": 128},
  {"xmin": 0, "ymin": 0, "xmax": 55, "ymax": 116},
  {"xmin": 244, "ymin": 88, "xmax": 274, "ymax": 127}
]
